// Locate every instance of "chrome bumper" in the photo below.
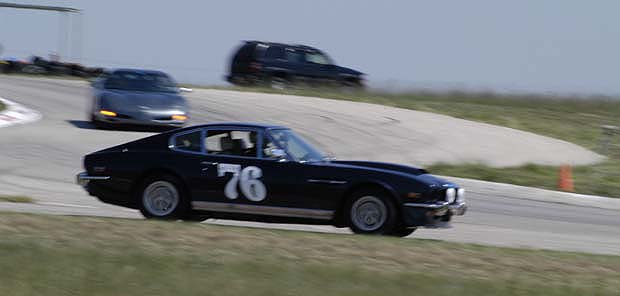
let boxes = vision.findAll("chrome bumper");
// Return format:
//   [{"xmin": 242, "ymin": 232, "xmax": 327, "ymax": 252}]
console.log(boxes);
[
  {"xmin": 404, "ymin": 201, "xmax": 467, "ymax": 216},
  {"xmin": 449, "ymin": 202, "xmax": 467, "ymax": 216},
  {"xmin": 76, "ymin": 172, "xmax": 110, "ymax": 187}
]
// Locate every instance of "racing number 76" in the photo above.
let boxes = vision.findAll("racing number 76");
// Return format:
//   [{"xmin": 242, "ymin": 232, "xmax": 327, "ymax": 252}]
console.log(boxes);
[{"xmin": 218, "ymin": 164, "xmax": 266, "ymax": 202}]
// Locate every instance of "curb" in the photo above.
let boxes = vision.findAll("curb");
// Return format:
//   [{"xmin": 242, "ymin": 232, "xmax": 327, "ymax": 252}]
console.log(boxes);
[
  {"xmin": 0, "ymin": 97, "xmax": 42, "ymax": 128},
  {"xmin": 449, "ymin": 176, "xmax": 620, "ymax": 211}
]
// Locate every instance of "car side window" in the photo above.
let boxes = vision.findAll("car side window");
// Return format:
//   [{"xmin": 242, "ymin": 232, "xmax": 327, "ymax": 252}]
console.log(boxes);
[
  {"xmin": 285, "ymin": 50, "xmax": 303, "ymax": 63},
  {"xmin": 305, "ymin": 52, "xmax": 330, "ymax": 65},
  {"xmin": 172, "ymin": 130, "xmax": 202, "ymax": 152},
  {"xmin": 205, "ymin": 130, "xmax": 258, "ymax": 157},
  {"xmin": 262, "ymin": 136, "xmax": 279, "ymax": 159},
  {"xmin": 265, "ymin": 46, "xmax": 285, "ymax": 60}
]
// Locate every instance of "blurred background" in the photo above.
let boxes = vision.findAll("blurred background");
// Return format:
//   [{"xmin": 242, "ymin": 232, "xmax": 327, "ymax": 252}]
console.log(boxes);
[
  {"xmin": 2, "ymin": 1, "xmax": 620, "ymax": 295},
  {"xmin": 2, "ymin": 0, "xmax": 620, "ymax": 94}
]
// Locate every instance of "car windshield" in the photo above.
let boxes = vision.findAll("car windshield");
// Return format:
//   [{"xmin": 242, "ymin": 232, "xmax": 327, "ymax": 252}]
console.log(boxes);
[
  {"xmin": 268, "ymin": 129, "xmax": 325, "ymax": 162},
  {"xmin": 104, "ymin": 72, "xmax": 178, "ymax": 93}
]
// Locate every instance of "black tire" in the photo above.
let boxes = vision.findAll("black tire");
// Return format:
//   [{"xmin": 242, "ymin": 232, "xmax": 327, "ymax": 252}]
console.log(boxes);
[
  {"xmin": 346, "ymin": 187, "xmax": 399, "ymax": 235},
  {"xmin": 90, "ymin": 113, "xmax": 105, "ymax": 129},
  {"xmin": 389, "ymin": 226, "xmax": 416, "ymax": 238},
  {"xmin": 341, "ymin": 79, "xmax": 364, "ymax": 91},
  {"xmin": 138, "ymin": 174, "xmax": 189, "ymax": 220},
  {"xmin": 184, "ymin": 214, "xmax": 209, "ymax": 223},
  {"xmin": 268, "ymin": 75, "xmax": 289, "ymax": 90}
]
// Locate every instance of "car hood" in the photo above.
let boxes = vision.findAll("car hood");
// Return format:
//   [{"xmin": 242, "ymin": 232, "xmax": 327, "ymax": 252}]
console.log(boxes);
[
  {"xmin": 334, "ymin": 65, "xmax": 363, "ymax": 76},
  {"xmin": 328, "ymin": 160, "xmax": 456, "ymax": 188},
  {"xmin": 101, "ymin": 90, "xmax": 188, "ymax": 111}
]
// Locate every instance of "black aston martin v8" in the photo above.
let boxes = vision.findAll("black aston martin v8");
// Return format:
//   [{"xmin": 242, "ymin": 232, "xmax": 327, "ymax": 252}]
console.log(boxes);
[{"xmin": 77, "ymin": 123, "xmax": 466, "ymax": 236}]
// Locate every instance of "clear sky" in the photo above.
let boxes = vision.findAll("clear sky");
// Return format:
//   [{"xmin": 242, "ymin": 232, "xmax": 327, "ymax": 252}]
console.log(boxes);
[{"xmin": 1, "ymin": 0, "xmax": 619, "ymax": 95}]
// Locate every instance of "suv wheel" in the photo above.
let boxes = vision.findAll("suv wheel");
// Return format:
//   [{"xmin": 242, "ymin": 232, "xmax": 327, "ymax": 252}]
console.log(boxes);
[{"xmin": 269, "ymin": 76, "xmax": 289, "ymax": 90}]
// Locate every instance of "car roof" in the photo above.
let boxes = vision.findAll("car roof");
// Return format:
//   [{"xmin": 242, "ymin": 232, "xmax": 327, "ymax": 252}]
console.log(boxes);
[
  {"xmin": 108, "ymin": 68, "xmax": 167, "ymax": 75},
  {"xmin": 243, "ymin": 40, "xmax": 321, "ymax": 52},
  {"xmin": 175, "ymin": 122, "xmax": 288, "ymax": 131}
]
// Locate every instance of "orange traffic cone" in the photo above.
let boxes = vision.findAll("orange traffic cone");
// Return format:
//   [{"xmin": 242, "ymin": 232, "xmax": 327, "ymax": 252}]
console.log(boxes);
[{"xmin": 558, "ymin": 164, "xmax": 574, "ymax": 192}]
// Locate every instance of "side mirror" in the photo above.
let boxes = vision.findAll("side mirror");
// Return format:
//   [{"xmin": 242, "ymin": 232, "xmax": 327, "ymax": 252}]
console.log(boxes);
[
  {"xmin": 323, "ymin": 154, "xmax": 336, "ymax": 161},
  {"xmin": 179, "ymin": 87, "xmax": 193, "ymax": 93}
]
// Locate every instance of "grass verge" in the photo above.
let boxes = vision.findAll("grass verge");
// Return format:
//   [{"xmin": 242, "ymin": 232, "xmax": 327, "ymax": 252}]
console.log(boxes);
[
  {"xmin": 427, "ymin": 161, "xmax": 620, "ymax": 197},
  {"xmin": 1, "ymin": 212, "xmax": 619, "ymax": 296},
  {"xmin": 205, "ymin": 86, "xmax": 620, "ymax": 197},
  {"xmin": 0, "ymin": 195, "xmax": 34, "ymax": 203},
  {"xmin": 0, "ymin": 100, "xmax": 5, "ymax": 112}
]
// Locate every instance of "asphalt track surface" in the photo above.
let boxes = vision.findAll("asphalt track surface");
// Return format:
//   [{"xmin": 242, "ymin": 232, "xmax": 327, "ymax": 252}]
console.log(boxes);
[{"xmin": 0, "ymin": 75, "xmax": 618, "ymax": 255}]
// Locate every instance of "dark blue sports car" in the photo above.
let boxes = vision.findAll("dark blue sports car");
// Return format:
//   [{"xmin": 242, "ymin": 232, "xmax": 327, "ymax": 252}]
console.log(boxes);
[{"xmin": 77, "ymin": 123, "xmax": 466, "ymax": 237}]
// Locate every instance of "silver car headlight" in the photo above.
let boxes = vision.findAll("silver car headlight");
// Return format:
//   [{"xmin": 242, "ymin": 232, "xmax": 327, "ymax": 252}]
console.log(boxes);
[
  {"xmin": 445, "ymin": 188, "xmax": 456, "ymax": 203},
  {"xmin": 456, "ymin": 188, "xmax": 465, "ymax": 203}
]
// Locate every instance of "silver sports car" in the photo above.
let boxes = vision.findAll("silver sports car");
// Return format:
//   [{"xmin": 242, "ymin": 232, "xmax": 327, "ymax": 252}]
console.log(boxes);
[{"xmin": 89, "ymin": 69, "xmax": 190, "ymax": 128}]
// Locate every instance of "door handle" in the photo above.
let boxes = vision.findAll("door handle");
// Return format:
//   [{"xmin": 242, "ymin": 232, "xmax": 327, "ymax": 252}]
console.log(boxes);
[{"xmin": 201, "ymin": 161, "xmax": 218, "ymax": 166}]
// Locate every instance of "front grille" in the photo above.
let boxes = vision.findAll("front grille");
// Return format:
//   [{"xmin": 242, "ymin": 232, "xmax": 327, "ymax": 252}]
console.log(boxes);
[{"xmin": 428, "ymin": 189, "xmax": 446, "ymax": 202}]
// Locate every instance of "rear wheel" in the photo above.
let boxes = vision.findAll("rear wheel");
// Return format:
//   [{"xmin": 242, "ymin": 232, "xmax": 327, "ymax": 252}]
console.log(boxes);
[
  {"xmin": 347, "ymin": 188, "xmax": 398, "ymax": 235},
  {"xmin": 138, "ymin": 174, "xmax": 189, "ymax": 220},
  {"xmin": 268, "ymin": 75, "xmax": 290, "ymax": 90}
]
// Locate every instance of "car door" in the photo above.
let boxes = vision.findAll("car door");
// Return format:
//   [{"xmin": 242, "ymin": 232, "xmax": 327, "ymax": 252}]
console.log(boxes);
[
  {"xmin": 192, "ymin": 127, "xmax": 335, "ymax": 220},
  {"xmin": 284, "ymin": 49, "xmax": 309, "ymax": 82}
]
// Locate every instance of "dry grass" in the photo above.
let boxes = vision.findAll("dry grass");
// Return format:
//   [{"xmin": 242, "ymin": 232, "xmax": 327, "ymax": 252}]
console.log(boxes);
[
  {"xmin": 1, "ymin": 213, "xmax": 619, "ymax": 295},
  {"xmin": 0, "ymin": 195, "xmax": 34, "ymax": 203}
]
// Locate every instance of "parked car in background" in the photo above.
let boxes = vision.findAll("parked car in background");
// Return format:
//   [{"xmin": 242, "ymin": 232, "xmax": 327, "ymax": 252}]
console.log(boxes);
[
  {"xmin": 89, "ymin": 69, "xmax": 191, "ymax": 129},
  {"xmin": 227, "ymin": 41, "xmax": 365, "ymax": 89}
]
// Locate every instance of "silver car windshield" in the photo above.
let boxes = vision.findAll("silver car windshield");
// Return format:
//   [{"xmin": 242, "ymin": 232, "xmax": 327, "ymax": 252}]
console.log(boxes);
[
  {"xmin": 104, "ymin": 72, "xmax": 178, "ymax": 93},
  {"xmin": 268, "ymin": 129, "xmax": 325, "ymax": 162}
]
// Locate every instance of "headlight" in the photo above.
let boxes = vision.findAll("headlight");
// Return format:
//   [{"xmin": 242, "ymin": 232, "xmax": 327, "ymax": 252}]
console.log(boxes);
[
  {"xmin": 445, "ymin": 188, "xmax": 456, "ymax": 203},
  {"xmin": 99, "ymin": 110, "xmax": 117, "ymax": 117},
  {"xmin": 456, "ymin": 188, "xmax": 465, "ymax": 202},
  {"xmin": 171, "ymin": 114, "xmax": 188, "ymax": 121}
]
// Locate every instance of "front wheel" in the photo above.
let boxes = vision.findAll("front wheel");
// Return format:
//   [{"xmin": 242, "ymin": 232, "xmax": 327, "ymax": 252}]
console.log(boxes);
[
  {"xmin": 138, "ymin": 175, "xmax": 189, "ymax": 220},
  {"xmin": 347, "ymin": 189, "xmax": 399, "ymax": 235},
  {"xmin": 390, "ymin": 226, "xmax": 416, "ymax": 238}
]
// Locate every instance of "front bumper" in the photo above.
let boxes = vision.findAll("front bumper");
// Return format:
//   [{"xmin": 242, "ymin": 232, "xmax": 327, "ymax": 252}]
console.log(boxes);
[
  {"xmin": 95, "ymin": 109, "xmax": 188, "ymax": 127},
  {"xmin": 76, "ymin": 172, "xmax": 110, "ymax": 188},
  {"xmin": 401, "ymin": 201, "xmax": 467, "ymax": 227},
  {"xmin": 404, "ymin": 201, "xmax": 467, "ymax": 215}
]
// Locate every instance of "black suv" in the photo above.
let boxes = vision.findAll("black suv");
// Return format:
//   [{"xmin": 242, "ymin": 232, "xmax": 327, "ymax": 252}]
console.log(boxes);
[{"xmin": 227, "ymin": 41, "xmax": 365, "ymax": 88}]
